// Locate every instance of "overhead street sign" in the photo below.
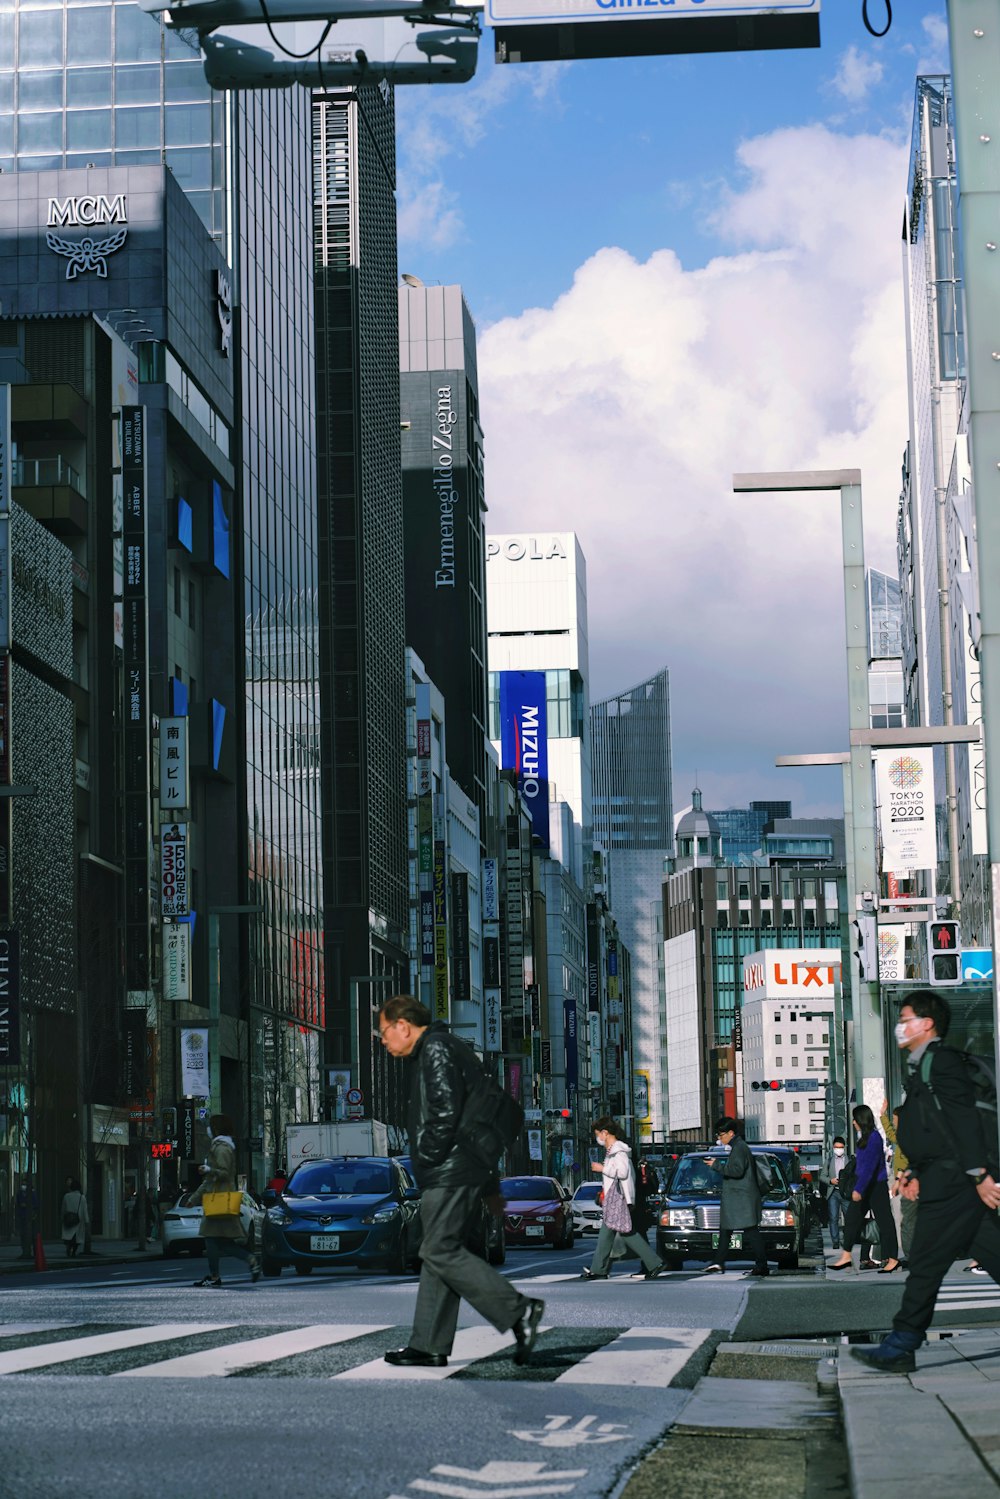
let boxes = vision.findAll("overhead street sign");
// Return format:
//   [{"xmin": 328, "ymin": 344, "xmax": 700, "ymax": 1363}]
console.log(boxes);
[
  {"xmin": 783, "ymin": 1078, "xmax": 820, "ymax": 1092},
  {"xmin": 491, "ymin": 0, "xmax": 820, "ymax": 64}
]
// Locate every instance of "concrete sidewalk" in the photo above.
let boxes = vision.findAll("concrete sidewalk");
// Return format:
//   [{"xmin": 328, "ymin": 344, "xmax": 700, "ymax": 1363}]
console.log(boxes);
[
  {"xmin": 839, "ymin": 1330, "xmax": 1000, "ymax": 1496},
  {"xmin": 0, "ymin": 1238, "xmax": 165, "ymax": 1274}
]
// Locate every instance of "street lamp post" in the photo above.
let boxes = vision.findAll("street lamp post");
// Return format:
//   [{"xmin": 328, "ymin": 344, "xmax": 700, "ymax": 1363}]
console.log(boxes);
[{"xmin": 733, "ymin": 469, "xmax": 886, "ymax": 1109}]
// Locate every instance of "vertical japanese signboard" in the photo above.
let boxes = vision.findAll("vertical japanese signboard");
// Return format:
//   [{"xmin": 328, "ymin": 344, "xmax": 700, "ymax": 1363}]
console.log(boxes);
[
  {"xmin": 0, "ymin": 928, "xmax": 20, "ymax": 1065},
  {"xmin": 451, "ymin": 872, "xmax": 470, "ymax": 1005},
  {"xmin": 564, "ymin": 998, "xmax": 578, "ymax": 1108},
  {"xmin": 159, "ymin": 717, "xmax": 189, "ymax": 812},
  {"xmin": 0, "ymin": 388, "xmax": 11, "ymax": 928},
  {"xmin": 121, "ymin": 407, "xmax": 150, "ymax": 988},
  {"xmin": 433, "ymin": 828, "xmax": 449, "ymax": 1022}
]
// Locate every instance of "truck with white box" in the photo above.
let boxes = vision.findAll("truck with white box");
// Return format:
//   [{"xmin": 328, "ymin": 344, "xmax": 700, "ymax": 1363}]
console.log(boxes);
[{"xmin": 286, "ymin": 1120, "xmax": 390, "ymax": 1172}]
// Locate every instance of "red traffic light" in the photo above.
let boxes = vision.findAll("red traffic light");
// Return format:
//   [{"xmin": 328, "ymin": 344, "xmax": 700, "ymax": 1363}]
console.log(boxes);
[{"xmin": 560, "ymin": 1109, "xmax": 571, "ymax": 1118}]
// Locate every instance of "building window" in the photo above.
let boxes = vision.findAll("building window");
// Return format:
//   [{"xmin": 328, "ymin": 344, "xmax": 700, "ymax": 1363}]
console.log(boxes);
[
  {"xmin": 775, "ymin": 1057, "xmax": 782, "ymax": 1067},
  {"xmin": 777, "ymin": 1124, "xmax": 786, "ymax": 1136},
  {"xmin": 781, "ymin": 880, "xmax": 794, "ymax": 900},
  {"xmin": 782, "ymin": 910, "xmax": 795, "ymax": 927},
  {"xmin": 776, "ymin": 1101, "xmax": 784, "ymax": 1113},
  {"xmin": 739, "ymin": 910, "xmax": 750, "ymax": 926},
  {"xmin": 806, "ymin": 1033, "xmax": 813, "ymax": 1045},
  {"xmin": 717, "ymin": 878, "xmax": 728, "ymax": 900},
  {"xmin": 173, "ymin": 566, "xmax": 181, "ymax": 616},
  {"xmin": 717, "ymin": 911, "xmax": 729, "ymax": 929},
  {"xmin": 793, "ymin": 1124, "xmax": 801, "ymax": 1136},
  {"xmin": 790, "ymin": 1034, "xmax": 798, "ymax": 1045},
  {"xmin": 803, "ymin": 910, "xmax": 816, "ymax": 929},
  {"xmin": 822, "ymin": 1033, "xmax": 829, "ymax": 1045},
  {"xmin": 793, "ymin": 1101, "xmax": 800, "ymax": 1113},
  {"xmin": 760, "ymin": 909, "xmax": 773, "ymax": 928},
  {"xmin": 738, "ymin": 882, "xmax": 750, "ymax": 900},
  {"xmin": 802, "ymin": 879, "xmax": 816, "ymax": 897},
  {"xmin": 792, "ymin": 1057, "xmax": 799, "ymax": 1068}
]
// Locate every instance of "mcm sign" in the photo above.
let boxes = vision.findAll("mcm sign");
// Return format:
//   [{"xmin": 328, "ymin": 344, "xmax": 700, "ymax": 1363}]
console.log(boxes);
[{"xmin": 45, "ymin": 194, "xmax": 129, "ymax": 280}]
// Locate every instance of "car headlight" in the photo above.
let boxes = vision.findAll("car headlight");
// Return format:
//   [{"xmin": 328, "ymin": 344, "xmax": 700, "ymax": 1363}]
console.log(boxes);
[
  {"xmin": 266, "ymin": 1206, "xmax": 292, "ymax": 1226},
  {"xmin": 361, "ymin": 1204, "xmax": 401, "ymax": 1225},
  {"xmin": 760, "ymin": 1209, "xmax": 796, "ymax": 1228},
  {"xmin": 664, "ymin": 1208, "xmax": 696, "ymax": 1228}
]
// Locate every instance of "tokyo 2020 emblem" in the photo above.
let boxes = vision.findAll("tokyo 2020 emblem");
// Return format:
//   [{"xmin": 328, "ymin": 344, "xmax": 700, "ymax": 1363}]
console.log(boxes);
[
  {"xmin": 878, "ymin": 930, "xmax": 900, "ymax": 960},
  {"xmin": 888, "ymin": 755, "xmax": 923, "ymax": 789}
]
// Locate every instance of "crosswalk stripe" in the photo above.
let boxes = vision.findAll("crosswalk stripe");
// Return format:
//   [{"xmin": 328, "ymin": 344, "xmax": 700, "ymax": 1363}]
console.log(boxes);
[
  {"xmin": 121, "ymin": 1323, "xmax": 388, "ymax": 1378},
  {"xmin": 334, "ymin": 1323, "xmax": 528, "ymax": 1381},
  {"xmin": 0, "ymin": 1323, "xmax": 232, "ymax": 1375},
  {"xmin": 0, "ymin": 1323, "xmax": 75, "ymax": 1340},
  {"xmin": 554, "ymin": 1326, "xmax": 712, "ymax": 1387},
  {"xmin": 0, "ymin": 1321, "xmax": 708, "ymax": 1385}
]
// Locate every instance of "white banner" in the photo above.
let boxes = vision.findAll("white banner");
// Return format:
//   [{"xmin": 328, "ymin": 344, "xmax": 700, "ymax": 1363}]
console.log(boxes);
[
  {"xmin": 527, "ymin": 1128, "xmax": 542, "ymax": 1161},
  {"xmin": 877, "ymin": 924, "xmax": 908, "ymax": 984},
  {"xmin": 180, "ymin": 1027, "xmax": 210, "ymax": 1096},
  {"xmin": 163, "ymin": 922, "xmax": 191, "ymax": 1001},
  {"xmin": 160, "ymin": 717, "xmax": 189, "ymax": 811},
  {"xmin": 160, "ymin": 823, "xmax": 188, "ymax": 918},
  {"xmin": 874, "ymin": 747, "xmax": 937, "ymax": 873}
]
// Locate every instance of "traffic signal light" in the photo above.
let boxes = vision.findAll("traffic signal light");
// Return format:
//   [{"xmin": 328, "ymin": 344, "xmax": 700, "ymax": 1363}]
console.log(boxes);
[
  {"xmin": 750, "ymin": 1080, "xmax": 783, "ymax": 1092},
  {"xmin": 929, "ymin": 920, "xmax": 961, "ymax": 986},
  {"xmin": 851, "ymin": 914, "xmax": 878, "ymax": 981},
  {"xmin": 161, "ymin": 1107, "xmax": 177, "ymax": 1139},
  {"xmin": 544, "ymin": 1108, "xmax": 572, "ymax": 1119}
]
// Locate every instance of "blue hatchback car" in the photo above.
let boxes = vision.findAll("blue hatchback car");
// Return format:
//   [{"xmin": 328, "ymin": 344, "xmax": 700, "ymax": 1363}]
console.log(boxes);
[{"xmin": 261, "ymin": 1156, "xmax": 422, "ymax": 1277}]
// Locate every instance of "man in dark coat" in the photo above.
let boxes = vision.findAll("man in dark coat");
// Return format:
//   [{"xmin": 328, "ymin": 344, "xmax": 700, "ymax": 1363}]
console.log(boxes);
[
  {"xmin": 854, "ymin": 991, "xmax": 1000, "ymax": 1373},
  {"xmin": 701, "ymin": 1117, "xmax": 770, "ymax": 1278},
  {"xmin": 377, "ymin": 994, "xmax": 544, "ymax": 1368}
]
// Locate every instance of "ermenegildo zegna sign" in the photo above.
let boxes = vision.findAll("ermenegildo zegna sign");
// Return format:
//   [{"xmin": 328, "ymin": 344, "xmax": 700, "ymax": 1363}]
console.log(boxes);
[{"xmin": 0, "ymin": 929, "xmax": 20, "ymax": 1066}]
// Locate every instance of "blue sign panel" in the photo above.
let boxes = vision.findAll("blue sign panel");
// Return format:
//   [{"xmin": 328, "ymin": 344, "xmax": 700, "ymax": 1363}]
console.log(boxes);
[
  {"xmin": 961, "ymin": 949, "xmax": 994, "ymax": 984},
  {"xmin": 499, "ymin": 670, "xmax": 550, "ymax": 848},
  {"xmin": 783, "ymin": 1078, "xmax": 820, "ymax": 1093},
  {"xmin": 564, "ymin": 998, "xmax": 578, "ymax": 1093}
]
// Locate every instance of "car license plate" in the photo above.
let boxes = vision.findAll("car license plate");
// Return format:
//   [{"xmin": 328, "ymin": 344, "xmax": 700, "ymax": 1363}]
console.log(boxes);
[
  {"xmin": 525, "ymin": 1225, "xmax": 545, "ymax": 1237},
  {"xmin": 309, "ymin": 1234, "xmax": 340, "ymax": 1252},
  {"xmin": 711, "ymin": 1232, "xmax": 742, "ymax": 1249}
]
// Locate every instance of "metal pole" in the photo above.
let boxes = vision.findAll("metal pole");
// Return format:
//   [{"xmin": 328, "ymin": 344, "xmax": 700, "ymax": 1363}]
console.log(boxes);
[
  {"xmin": 839, "ymin": 481, "xmax": 886, "ymax": 1113},
  {"xmin": 947, "ymin": 1, "xmax": 1000, "ymax": 1156}
]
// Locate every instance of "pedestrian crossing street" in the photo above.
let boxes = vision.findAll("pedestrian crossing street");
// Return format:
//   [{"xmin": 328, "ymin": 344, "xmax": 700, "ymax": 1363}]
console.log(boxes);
[{"xmin": 0, "ymin": 1319, "xmax": 712, "ymax": 1384}]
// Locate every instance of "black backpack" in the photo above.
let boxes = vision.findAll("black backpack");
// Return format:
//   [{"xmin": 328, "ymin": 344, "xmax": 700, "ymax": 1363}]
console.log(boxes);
[
  {"xmin": 453, "ymin": 1040, "xmax": 525, "ymax": 1171},
  {"xmin": 919, "ymin": 1047, "xmax": 998, "ymax": 1170}
]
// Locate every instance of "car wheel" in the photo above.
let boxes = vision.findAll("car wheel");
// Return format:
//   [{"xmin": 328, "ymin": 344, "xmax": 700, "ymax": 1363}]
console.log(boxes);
[
  {"xmin": 488, "ymin": 1232, "xmax": 506, "ymax": 1267},
  {"xmin": 294, "ymin": 1263, "xmax": 313, "ymax": 1276},
  {"xmin": 262, "ymin": 1258, "xmax": 282, "ymax": 1278},
  {"xmin": 163, "ymin": 1243, "xmax": 177, "ymax": 1259}
]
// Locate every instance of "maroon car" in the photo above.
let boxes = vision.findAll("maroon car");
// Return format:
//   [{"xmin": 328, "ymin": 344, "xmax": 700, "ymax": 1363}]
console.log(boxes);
[{"xmin": 501, "ymin": 1175, "xmax": 575, "ymax": 1249}]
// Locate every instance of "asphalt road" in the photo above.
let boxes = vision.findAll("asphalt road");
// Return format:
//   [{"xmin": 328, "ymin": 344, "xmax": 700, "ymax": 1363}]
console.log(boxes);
[{"xmin": 1, "ymin": 1237, "xmax": 997, "ymax": 1499}]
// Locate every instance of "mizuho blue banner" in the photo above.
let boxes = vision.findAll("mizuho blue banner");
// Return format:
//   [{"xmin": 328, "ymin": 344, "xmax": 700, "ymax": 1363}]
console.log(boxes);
[{"xmin": 499, "ymin": 670, "xmax": 550, "ymax": 848}]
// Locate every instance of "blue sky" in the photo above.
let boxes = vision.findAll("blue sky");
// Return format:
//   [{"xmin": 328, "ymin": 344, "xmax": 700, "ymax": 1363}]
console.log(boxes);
[{"xmin": 395, "ymin": 4, "xmax": 950, "ymax": 815}]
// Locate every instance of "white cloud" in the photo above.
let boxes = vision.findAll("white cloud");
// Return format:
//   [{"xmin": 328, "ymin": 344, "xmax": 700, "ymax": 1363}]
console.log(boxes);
[
  {"xmin": 830, "ymin": 44, "xmax": 885, "ymax": 104},
  {"xmin": 478, "ymin": 125, "xmax": 909, "ymax": 801},
  {"xmin": 916, "ymin": 14, "xmax": 950, "ymax": 74}
]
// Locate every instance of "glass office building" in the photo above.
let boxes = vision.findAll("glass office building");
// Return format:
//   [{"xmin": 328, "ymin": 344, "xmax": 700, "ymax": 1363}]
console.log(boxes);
[
  {"xmin": 1, "ymin": 2, "xmax": 325, "ymax": 1179},
  {"xmin": 591, "ymin": 667, "xmax": 672, "ymax": 1138}
]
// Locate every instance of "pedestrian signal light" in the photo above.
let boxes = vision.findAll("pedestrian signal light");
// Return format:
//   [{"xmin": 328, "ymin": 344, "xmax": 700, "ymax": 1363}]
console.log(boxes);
[{"xmin": 929, "ymin": 920, "xmax": 961, "ymax": 986}]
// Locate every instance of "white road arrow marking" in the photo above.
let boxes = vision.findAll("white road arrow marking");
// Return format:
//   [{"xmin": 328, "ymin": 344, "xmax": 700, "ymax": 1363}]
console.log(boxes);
[
  {"xmin": 510, "ymin": 1414, "xmax": 629, "ymax": 1447},
  {"xmin": 405, "ymin": 1460, "xmax": 588, "ymax": 1498}
]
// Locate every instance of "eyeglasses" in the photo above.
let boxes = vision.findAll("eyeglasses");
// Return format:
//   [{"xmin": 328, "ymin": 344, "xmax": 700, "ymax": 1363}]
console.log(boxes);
[{"xmin": 374, "ymin": 1021, "xmax": 398, "ymax": 1041}]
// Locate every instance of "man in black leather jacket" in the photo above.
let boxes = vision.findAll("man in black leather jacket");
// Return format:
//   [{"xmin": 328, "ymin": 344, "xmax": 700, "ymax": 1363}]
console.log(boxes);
[
  {"xmin": 377, "ymin": 994, "xmax": 544, "ymax": 1369},
  {"xmin": 853, "ymin": 990, "xmax": 1000, "ymax": 1373}
]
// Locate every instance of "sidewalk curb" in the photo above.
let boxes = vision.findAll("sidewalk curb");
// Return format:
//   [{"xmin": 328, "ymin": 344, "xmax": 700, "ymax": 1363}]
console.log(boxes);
[{"xmin": 0, "ymin": 1249, "xmax": 165, "ymax": 1276}]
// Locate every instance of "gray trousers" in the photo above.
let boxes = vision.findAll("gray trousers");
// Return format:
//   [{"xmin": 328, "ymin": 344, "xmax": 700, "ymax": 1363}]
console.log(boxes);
[
  {"xmin": 411, "ymin": 1185, "xmax": 529, "ymax": 1356},
  {"xmin": 589, "ymin": 1223, "xmax": 661, "ymax": 1276}
]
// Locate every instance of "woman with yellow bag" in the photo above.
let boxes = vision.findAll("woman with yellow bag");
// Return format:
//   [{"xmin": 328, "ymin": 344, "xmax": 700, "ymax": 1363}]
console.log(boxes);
[{"xmin": 190, "ymin": 1113, "xmax": 261, "ymax": 1288}]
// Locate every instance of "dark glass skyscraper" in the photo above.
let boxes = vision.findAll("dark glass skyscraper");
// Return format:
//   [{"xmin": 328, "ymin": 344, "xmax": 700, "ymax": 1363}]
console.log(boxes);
[
  {"xmin": 312, "ymin": 85, "xmax": 409, "ymax": 1125},
  {"xmin": 591, "ymin": 667, "xmax": 672, "ymax": 1138}
]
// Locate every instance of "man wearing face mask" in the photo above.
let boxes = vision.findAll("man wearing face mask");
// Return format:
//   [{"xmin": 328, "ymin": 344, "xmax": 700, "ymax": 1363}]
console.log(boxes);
[{"xmin": 852, "ymin": 991, "xmax": 1000, "ymax": 1372}]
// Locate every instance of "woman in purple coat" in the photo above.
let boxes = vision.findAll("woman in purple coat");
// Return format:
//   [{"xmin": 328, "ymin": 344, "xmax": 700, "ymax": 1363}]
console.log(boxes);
[{"xmin": 828, "ymin": 1105, "xmax": 901, "ymax": 1274}]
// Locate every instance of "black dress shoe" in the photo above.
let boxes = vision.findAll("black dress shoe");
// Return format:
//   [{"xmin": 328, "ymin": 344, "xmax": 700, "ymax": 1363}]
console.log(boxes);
[
  {"xmin": 512, "ymin": 1298, "xmax": 544, "ymax": 1366},
  {"xmin": 743, "ymin": 1266, "xmax": 770, "ymax": 1278},
  {"xmin": 580, "ymin": 1269, "xmax": 609, "ymax": 1280},
  {"xmin": 383, "ymin": 1346, "xmax": 447, "ymax": 1368},
  {"xmin": 643, "ymin": 1262, "xmax": 672, "ymax": 1280},
  {"xmin": 850, "ymin": 1343, "xmax": 916, "ymax": 1373}
]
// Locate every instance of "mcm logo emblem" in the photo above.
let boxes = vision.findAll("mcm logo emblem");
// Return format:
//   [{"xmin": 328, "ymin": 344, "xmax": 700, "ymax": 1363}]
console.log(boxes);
[{"xmin": 45, "ymin": 228, "xmax": 128, "ymax": 280}]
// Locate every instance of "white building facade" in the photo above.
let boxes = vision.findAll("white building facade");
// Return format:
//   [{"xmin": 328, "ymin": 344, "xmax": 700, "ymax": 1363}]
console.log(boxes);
[
  {"xmin": 486, "ymin": 533, "xmax": 591, "ymax": 890},
  {"xmin": 740, "ymin": 949, "xmax": 839, "ymax": 1142}
]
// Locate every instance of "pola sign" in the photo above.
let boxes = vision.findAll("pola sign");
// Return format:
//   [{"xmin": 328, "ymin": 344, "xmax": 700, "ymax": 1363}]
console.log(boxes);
[{"xmin": 742, "ymin": 948, "xmax": 841, "ymax": 1000}]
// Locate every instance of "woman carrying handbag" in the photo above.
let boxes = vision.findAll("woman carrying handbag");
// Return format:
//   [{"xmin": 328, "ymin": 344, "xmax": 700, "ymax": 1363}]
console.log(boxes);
[
  {"xmin": 189, "ymin": 1113, "xmax": 261, "ymax": 1287},
  {"xmin": 60, "ymin": 1176, "xmax": 88, "ymax": 1258},
  {"xmin": 580, "ymin": 1117, "xmax": 670, "ymax": 1281},
  {"xmin": 828, "ymin": 1104, "xmax": 901, "ymax": 1274}
]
